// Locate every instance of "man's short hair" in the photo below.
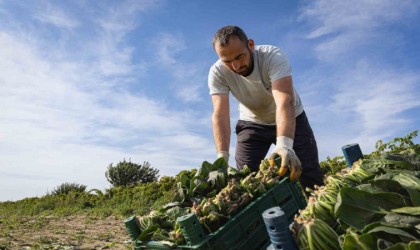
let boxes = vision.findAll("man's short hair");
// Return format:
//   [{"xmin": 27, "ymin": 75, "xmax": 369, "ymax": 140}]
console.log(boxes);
[{"xmin": 212, "ymin": 26, "xmax": 248, "ymax": 48}]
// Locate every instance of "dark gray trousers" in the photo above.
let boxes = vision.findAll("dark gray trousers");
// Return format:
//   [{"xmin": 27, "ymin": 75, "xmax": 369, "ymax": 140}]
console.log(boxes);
[{"xmin": 234, "ymin": 111, "xmax": 324, "ymax": 190}]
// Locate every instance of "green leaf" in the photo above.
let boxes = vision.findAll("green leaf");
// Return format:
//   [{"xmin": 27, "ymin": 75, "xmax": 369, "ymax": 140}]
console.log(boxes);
[
  {"xmin": 217, "ymin": 172, "xmax": 226, "ymax": 188},
  {"xmin": 212, "ymin": 157, "xmax": 229, "ymax": 173},
  {"xmin": 207, "ymin": 171, "xmax": 226, "ymax": 190},
  {"xmin": 392, "ymin": 174, "xmax": 420, "ymax": 191},
  {"xmin": 227, "ymin": 166, "xmax": 239, "ymax": 177},
  {"xmin": 391, "ymin": 207, "xmax": 420, "ymax": 216},
  {"xmin": 192, "ymin": 181, "xmax": 210, "ymax": 195},
  {"xmin": 205, "ymin": 189, "xmax": 217, "ymax": 198},
  {"xmin": 341, "ymin": 232, "xmax": 377, "ymax": 250},
  {"xmin": 368, "ymin": 179, "xmax": 415, "ymax": 206},
  {"xmin": 366, "ymin": 225, "xmax": 418, "ymax": 243},
  {"xmin": 406, "ymin": 188, "xmax": 420, "ymax": 206},
  {"xmin": 188, "ymin": 176, "xmax": 198, "ymax": 196},
  {"xmin": 195, "ymin": 161, "xmax": 211, "ymax": 178},
  {"xmin": 138, "ymin": 224, "xmax": 160, "ymax": 241},
  {"xmin": 171, "ymin": 188, "xmax": 185, "ymax": 203},
  {"xmin": 162, "ymin": 202, "xmax": 181, "ymax": 210},
  {"xmin": 408, "ymin": 241, "xmax": 420, "ymax": 250},
  {"xmin": 179, "ymin": 172, "xmax": 190, "ymax": 188},
  {"xmin": 335, "ymin": 187, "xmax": 407, "ymax": 230},
  {"xmin": 382, "ymin": 153, "xmax": 411, "ymax": 162},
  {"xmin": 240, "ymin": 165, "xmax": 252, "ymax": 176},
  {"xmin": 355, "ymin": 183, "xmax": 385, "ymax": 193},
  {"xmin": 383, "ymin": 213, "xmax": 420, "ymax": 229},
  {"xmin": 383, "ymin": 241, "xmax": 418, "ymax": 250},
  {"xmin": 165, "ymin": 206, "xmax": 189, "ymax": 222}
]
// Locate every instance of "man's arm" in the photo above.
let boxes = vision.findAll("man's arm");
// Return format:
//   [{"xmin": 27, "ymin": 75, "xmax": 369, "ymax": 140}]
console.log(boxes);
[
  {"xmin": 271, "ymin": 75, "xmax": 295, "ymax": 138},
  {"xmin": 211, "ymin": 94, "xmax": 230, "ymax": 161},
  {"xmin": 271, "ymin": 76, "xmax": 302, "ymax": 181}
]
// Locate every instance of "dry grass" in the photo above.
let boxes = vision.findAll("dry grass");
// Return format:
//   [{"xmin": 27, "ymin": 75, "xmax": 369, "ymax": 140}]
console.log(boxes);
[{"xmin": 0, "ymin": 214, "xmax": 132, "ymax": 250}]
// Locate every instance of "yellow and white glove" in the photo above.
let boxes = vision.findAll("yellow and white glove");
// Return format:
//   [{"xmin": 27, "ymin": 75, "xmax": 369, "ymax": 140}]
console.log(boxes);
[
  {"xmin": 217, "ymin": 151, "xmax": 230, "ymax": 163},
  {"xmin": 270, "ymin": 136, "xmax": 302, "ymax": 181}
]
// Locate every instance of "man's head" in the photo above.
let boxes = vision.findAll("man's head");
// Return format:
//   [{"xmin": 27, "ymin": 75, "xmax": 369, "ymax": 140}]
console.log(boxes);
[{"xmin": 213, "ymin": 26, "xmax": 255, "ymax": 77}]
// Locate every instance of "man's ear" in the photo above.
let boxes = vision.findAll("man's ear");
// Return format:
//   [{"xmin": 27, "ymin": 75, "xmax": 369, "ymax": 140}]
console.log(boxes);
[{"xmin": 248, "ymin": 39, "xmax": 255, "ymax": 50}]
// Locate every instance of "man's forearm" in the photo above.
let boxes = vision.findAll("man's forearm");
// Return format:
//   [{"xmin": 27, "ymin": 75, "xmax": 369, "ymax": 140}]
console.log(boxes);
[
  {"xmin": 271, "ymin": 76, "xmax": 296, "ymax": 139},
  {"xmin": 275, "ymin": 99, "xmax": 295, "ymax": 139},
  {"xmin": 212, "ymin": 114, "xmax": 230, "ymax": 152}
]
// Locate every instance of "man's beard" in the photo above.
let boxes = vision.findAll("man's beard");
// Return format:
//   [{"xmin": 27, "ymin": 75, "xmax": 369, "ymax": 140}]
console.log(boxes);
[{"xmin": 236, "ymin": 49, "xmax": 254, "ymax": 77}]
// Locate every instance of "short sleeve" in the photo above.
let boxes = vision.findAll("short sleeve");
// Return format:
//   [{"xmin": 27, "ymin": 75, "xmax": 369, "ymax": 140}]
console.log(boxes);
[
  {"xmin": 267, "ymin": 47, "xmax": 292, "ymax": 82},
  {"xmin": 208, "ymin": 64, "xmax": 230, "ymax": 95}
]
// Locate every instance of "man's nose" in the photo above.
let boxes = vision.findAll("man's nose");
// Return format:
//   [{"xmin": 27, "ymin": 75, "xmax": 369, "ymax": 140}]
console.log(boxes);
[{"xmin": 231, "ymin": 60, "xmax": 240, "ymax": 70}]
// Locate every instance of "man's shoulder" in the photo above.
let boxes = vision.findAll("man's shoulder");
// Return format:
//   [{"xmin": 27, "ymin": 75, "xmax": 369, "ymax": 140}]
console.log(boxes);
[
  {"xmin": 209, "ymin": 60, "xmax": 230, "ymax": 76},
  {"xmin": 255, "ymin": 45, "xmax": 281, "ymax": 53}
]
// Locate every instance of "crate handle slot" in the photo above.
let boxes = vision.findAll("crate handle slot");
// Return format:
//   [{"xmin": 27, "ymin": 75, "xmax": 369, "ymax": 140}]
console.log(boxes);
[{"xmin": 246, "ymin": 220, "xmax": 260, "ymax": 235}]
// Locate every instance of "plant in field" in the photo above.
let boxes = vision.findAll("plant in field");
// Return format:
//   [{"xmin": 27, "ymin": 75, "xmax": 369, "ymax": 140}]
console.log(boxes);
[
  {"xmin": 296, "ymin": 135, "xmax": 420, "ymax": 250},
  {"xmin": 105, "ymin": 159, "xmax": 159, "ymax": 187},
  {"xmin": 319, "ymin": 156, "xmax": 347, "ymax": 176},
  {"xmin": 51, "ymin": 182, "xmax": 87, "ymax": 196},
  {"xmin": 371, "ymin": 130, "xmax": 419, "ymax": 156}
]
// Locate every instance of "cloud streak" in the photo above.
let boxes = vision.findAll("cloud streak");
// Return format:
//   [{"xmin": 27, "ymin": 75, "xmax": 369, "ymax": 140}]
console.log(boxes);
[
  {"xmin": 300, "ymin": 0, "xmax": 420, "ymax": 61},
  {"xmin": 34, "ymin": 3, "xmax": 80, "ymax": 29},
  {"xmin": 153, "ymin": 33, "xmax": 207, "ymax": 102}
]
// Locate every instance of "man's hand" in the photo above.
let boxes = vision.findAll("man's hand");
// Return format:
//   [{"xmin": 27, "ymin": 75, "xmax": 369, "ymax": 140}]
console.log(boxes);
[
  {"xmin": 271, "ymin": 136, "xmax": 302, "ymax": 181},
  {"xmin": 217, "ymin": 151, "xmax": 229, "ymax": 163}
]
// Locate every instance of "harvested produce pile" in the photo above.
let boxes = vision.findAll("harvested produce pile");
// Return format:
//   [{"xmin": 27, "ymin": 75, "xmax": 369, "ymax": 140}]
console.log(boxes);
[
  {"xmin": 127, "ymin": 131, "xmax": 420, "ymax": 249},
  {"xmin": 132, "ymin": 157, "xmax": 284, "ymax": 248},
  {"xmin": 295, "ymin": 149, "xmax": 420, "ymax": 250}
]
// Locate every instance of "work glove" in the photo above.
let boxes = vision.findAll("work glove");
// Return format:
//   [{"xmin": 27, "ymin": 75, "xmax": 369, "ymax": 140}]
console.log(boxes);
[
  {"xmin": 217, "ymin": 151, "xmax": 230, "ymax": 164},
  {"xmin": 269, "ymin": 136, "xmax": 302, "ymax": 181}
]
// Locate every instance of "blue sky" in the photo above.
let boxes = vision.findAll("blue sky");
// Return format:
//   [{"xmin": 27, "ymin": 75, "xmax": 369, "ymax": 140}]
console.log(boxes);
[{"xmin": 1, "ymin": 0, "xmax": 419, "ymax": 201}]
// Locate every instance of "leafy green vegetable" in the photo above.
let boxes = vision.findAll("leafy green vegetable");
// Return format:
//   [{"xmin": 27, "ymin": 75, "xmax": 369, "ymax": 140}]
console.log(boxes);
[
  {"xmin": 211, "ymin": 157, "xmax": 229, "ymax": 173},
  {"xmin": 368, "ymin": 179, "xmax": 417, "ymax": 206},
  {"xmin": 383, "ymin": 213, "xmax": 420, "ymax": 229},
  {"xmin": 335, "ymin": 187, "xmax": 407, "ymax": 230},
  {"xmin": 195, "ymin": 161, "xmax": 211, "ymax": 179},
  {"xmin": 366, "ymin": 225, "xmax": 418, "ymax": 244},
  {"xmin": 138, "ymin": 224, "xmax": 160, "ymax": 241},
  {"xmin": 341, "ymin": 232, "xmax": 377, "ymax": 250},
  {"xmin": 391, "ymin": 207, "xmax": 420, "ymax": 216},
  {"xmin": 382, "ymin": 241, "xmax": 420, "ymax": 250}
]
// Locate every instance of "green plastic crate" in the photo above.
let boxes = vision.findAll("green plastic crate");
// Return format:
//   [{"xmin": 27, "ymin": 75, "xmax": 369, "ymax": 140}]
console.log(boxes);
[{"xmin": 135, "ymin": 177, "xmax": 306, "ymax": 250}]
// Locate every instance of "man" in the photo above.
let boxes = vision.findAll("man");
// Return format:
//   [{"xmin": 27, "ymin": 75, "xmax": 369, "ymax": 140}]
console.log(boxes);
[{"xmin": 208, "ymin": 25, "xmax": 323, "ymax": 189}]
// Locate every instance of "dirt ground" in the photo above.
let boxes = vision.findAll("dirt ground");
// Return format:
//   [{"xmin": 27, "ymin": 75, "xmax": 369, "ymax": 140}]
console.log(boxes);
[{"xmin": 0, "ymin": 214, "xmax": 133, "ymax": 250}]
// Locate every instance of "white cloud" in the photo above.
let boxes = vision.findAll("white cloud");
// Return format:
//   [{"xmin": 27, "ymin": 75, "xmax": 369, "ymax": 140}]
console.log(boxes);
[
  {"xmin": 300, "ymin": 0, "xmax": 419, "ymax": 60},
  {"xmin": 293, "ymin": 0, "xmax": 420, "ymax": 160},
  {"xmin": 153, "ymin": 33, "xmax": 206, "ymax": 102},
  {"xmin": 155, "ymin": 33, "xmax": 186, "ymax": 65},
  {"xmin": 332, "ymin": 62, "xmax": 420, "ymax": 138},
  {"xmin": 34, "ymin": 3, "xmax": 80, "ymax": 29},
  {"xmin": 298, "ymin": 61, "xmax": 420, "ymax": 160},
  {"xmin": 0, "ymin": 1, "xmax": 215, "ymax": 201}
]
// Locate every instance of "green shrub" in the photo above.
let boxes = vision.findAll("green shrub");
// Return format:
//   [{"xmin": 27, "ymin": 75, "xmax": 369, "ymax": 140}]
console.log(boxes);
[
  {"xmin": 319, "ymin": 130, "xmax": 419, "ymax": 176},
  {"xmin": 51, "ymin": 182, "xmax": 87, "ymax": 196},
  {"xmin": 105, "ymin": 159, "xmax": 159, "ymax": 187},
  {"xmin": 319, "ymin": 156, "xmax": 347, "ymax": 176},
  {"xmin": 371, "ymin": 130, "xmax": 419, "ymax": 156}
]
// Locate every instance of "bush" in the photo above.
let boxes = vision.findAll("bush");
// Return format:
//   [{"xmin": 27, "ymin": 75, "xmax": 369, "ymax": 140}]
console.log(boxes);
[
  {"xmin": 371, "ymin": 130, "xmax": 419, "ymax": 156},
  {"xmin": 319, "ymin": 156, "xmax": 347, "ymax": 176},
  {"xmin": 105, "ymin": 159, "xmax": 159, "ymax": 187},
  {"xmin": 51, "ymin": 182, "xmax": 87, "ymax": 196}
]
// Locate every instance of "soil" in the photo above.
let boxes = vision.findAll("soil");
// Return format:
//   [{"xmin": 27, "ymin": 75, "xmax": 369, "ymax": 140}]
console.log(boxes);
[{"xmin": 0, "ymin": 214, "xmax": 133, "ymax": 250}]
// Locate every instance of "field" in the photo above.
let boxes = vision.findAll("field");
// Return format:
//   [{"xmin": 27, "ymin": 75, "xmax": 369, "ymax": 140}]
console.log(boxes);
[
  {"xmin": 1, "ymin": 131, "xmax": 418, "ymax": 250},
  {"xmin": 0, "ymin": 179, "xmax": 176, "ymax": 250},
  {"xmin": 0, "ymin": 214, "xmax": 130, "ymax": 250}
]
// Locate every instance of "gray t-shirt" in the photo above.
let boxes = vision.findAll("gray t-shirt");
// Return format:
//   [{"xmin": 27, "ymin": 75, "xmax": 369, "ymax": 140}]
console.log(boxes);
[{"xmin": 208, "ymin": 45, "xmax": 304, "ymax": 125}]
